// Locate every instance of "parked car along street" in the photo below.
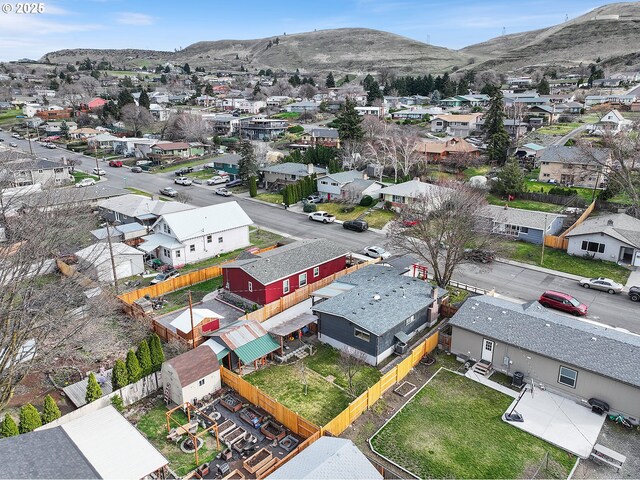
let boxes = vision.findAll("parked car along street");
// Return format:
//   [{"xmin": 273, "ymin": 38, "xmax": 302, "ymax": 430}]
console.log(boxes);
[
  {"xmin": 539, "ymin": 290, "xmax": 588, "ymax": 316},
  {"xmin": 308, "ymin": 211, "xmax": 336, "ymax": 223},
  {"xmin": 215, "ymin": 187, "xmax": 232, "ymax": 196},
  {"xmin": 174, "ymin": 167, "xmax": 194, "ymax": 176},
  {"xmin": 174, "ymin": 176, "xmax": 193, "ymax": 186},
  {"xmin": 363, "ymin": 245, "xmax": 391, "ymax": 259},
  {"xmin": 579, "ymin": 277, "xmax": 624, "ymax": 294},
  {"xmin": 343, "ymin": 220, "xmax": 369, "ymax": 232},
  {"xmin": 160, "ymin": 187, "xmax": 178, "ymax": 197},
  {"xmin": 226, "ymin": 179, "xmax": 243, "ymax": 188},
  {"xmin": 628, "ymin": 286, "xmax": 640, "ymax": 302},
  {"xmin": 306, "ymin": 195, "xmax": 322, "ymax": 204},
  {"xmin": 76, "ymin": 178, "xmax": 96, "ymax": 188},
  {"xmin": 207, "ymin": 176, "xmax": 226, "ymax": 185},
  {"xmin": 92, "ymin": 168, "xmax": 106, "ymax": 176},
  {"xmin": 130, "ymin": 166, "xmax": 143, "ymax": 173},
  {"xmin": 109, "ymin": 160, "xmax": 123, "ymax": 167}
]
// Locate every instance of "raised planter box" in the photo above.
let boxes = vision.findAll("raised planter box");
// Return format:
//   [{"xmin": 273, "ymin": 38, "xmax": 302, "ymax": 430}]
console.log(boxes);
[
  {"xmin": 217, "ymin": 419, "xmax": 236, "ymax": 437},
  {"xmin": 223, "ymin": 426, "xmax": 247, "ymax": 446},
  {"xmin": 279, "ymin": 434, "xmax": 299, "ymax": 452},
  {"xmin": 220, "ymin": 394, "xmax": 243, "ymax": 413},
  {"xmin": 239, "ymin": 406, "xmax": 264, "ymax": 428},
  {"xmin": 221, "ymin": 469, "xmax": 245, "ymax": 480},
  {"xmin": 243, "ymin": 448, "xmax": 273, "ymax": 474},
  {"xmin": 260, "ymin": 421, "xmax": 286, "ymax": 441}
]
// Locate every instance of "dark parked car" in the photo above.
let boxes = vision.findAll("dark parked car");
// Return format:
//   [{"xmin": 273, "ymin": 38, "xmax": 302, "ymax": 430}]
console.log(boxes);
[
  {"xmin": 343, "ymin": 220, "xmax": 369, "ymax": 232},
  {"xmin": 130, "ymin": 166, "xmax": 142, "ymax": 173},
  {"xmin": 174, "ymin": 167, "xmax": 194, "ymax": 176},
  {"xmin": 629, "ymin": 286, "xmax": 640, "ymax": 302},
  {"xmin": 539, "ymin": 291, "xmax": 588, "ymax": 316},
  {"xmin": 226, "ymin": 179, "xmax": 243, "ymax": 187}
]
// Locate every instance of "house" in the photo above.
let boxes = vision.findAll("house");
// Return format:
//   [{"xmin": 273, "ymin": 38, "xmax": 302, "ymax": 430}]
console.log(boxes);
[
  {"xmin": 2, "ymin": 158, "xmax": 72, "ymax": 187},
  {"xmin": 417, "ymin": 137, "xmax": 480, "ymax": 162},
  {"xmin": 590, "ymin": 109, "xmax": 633, "ymax": 135},
  {"xmin": 35, "ymin": 108, "xmax": 73, "ymax": 121},
  {"xmin": 150, "ymin": 142, "xmax": 191, "ymax": 158},
  {"xmin": 86, "ymin": 133, "xmax": 119, "ymax": 150},
  {"xmin": 90, "ymin": 222, "xmax": 147, "ymax": 245},
  {"xmin": 139, "ymin": 202, "xmax": 253, "ymax": 267},
  {"xmin": 260, "ymin": 163, "xmax": 327, "ymax": 190},
  {"xmin": 537, "ymin": 146, "xmax": 610, "ymax": 188},
  {"xmin": 299, "ymin": 128, "xmax": 340, "ymax": 148},
  {"xmin": 391, "ymin": 107, "xmax": 442, "ymax": 120},
  {"xmin": 111, "ymin": 137, "xmax": 158, "ymax": 158},
  {"xmin": 69, "ymin": 127, "xmax": 101, "ymax": 140},
  {"xmin": 222, "ymin": 238, "xmax": 350, "ymax": 306},
  {"xmin": 354, "ymin": 106, "xmax": 383, "ymax": 117},
  {"xmin": 75, "ymin": 242, "xmax": 145, "ymax": 283},
  {"xmin": 316, "ymin": 170, "xmax": 365, "ymax": 201},
  {"xmin": 0, "ymin": 406, "xmax": 168, "ymax": 479},
  {"xmin": 266, "ymin": 437, "xmax": 382, "ymax": 480},
  {"xmin": 162, "ymin": 345, "xmax": 221, "ymax": 406},
  {"xmin": 208, "ymin": 153, "xmax": 241, "ymax": 178},
  {"xmin": 341, "ymin": 178, "xmax": 385, "ymax": 203},
  {"xmin": 378, "ymin": 180, "xmax": 449, "ymax": 210},
  {"xmin": 20, "ymin": 185, "xmax": 128, "ymax": 211},
  {"xmin": 516, "ymin": 143, "xmax": 546, "ymax": 158},
  {"xmin": 312, "ymin": 265, "xmax": 447, "ymax": 365},
  {"xmin": 97, "ymin": 194, "xmax": 193, "ymax": 225},
  {"xmin": 479, "ymin": 205, "xmax": 566, "ymax": 244},
  {"xmin": 449, "ymin": 295, "xmax": 640, "ymax": 421},
  {"xmin": 239, "ymin": 117, "xmax": 288, "ymax": 140},
  {"xmin": 565, "ymin": 213, "xmax": 640, "ymax": 266},
  {"xmin": 584, "ymin": 95, "xmax": 637, "ymax": 107},
  {"xmin": 286, "ymin": 100, "xmax": 320, "ymax": 113},
  {"xmin": 430, "ymin": 113, "xmax": 482, "ymax": 137},
  {"xmin": 85, "ymin": 97, "xmax": 107, "ymax": 110},
  {"xmin": 149, "ymin": 103, "xmax": 169, "ymax": 121},
  {"xmin": 501, "ymin": 119, "xmax": 529, "ymax": 138}
]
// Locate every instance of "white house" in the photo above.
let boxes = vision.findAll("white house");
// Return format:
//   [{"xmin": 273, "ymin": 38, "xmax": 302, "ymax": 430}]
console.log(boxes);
[
  {"xmin": 378, "ymin": 179, "xmax": 450, "ymax": 210},
  {"xmin": 139, "ymin": 202, "xmax": 253, "ymax": 267},
  {"xmin": 75, "ymin": 242, "xmax": 145, "ymax": 283},
  {"xmin": 162, "ymin": 346, "xmax": 221, "ymax": 406},
  {"xmin": 430, "ymin": 113, "xmax": 482, "ymax": 137},
  {"xmin": 589, "ymin": 109, "xmax": 633, "ymax": 136}
]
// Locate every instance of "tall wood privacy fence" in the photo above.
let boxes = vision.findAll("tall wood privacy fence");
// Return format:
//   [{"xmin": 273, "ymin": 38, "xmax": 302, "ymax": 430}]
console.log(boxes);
[{"xmin": 544, "ymin": 200, "xmax": 595, "ymax": 251}]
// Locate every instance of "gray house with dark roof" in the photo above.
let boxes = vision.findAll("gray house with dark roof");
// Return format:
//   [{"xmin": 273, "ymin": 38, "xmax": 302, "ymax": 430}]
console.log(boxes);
[
  {"xmin": 537, "ymin": 146, "xmax": 611, "ymax": 188},
  {"xmin": 312, "ymin": 265, "xmax": 447, "ymax": 365},
  {"xmin": 479, "ymin": 205, "xmax": 566, "ymax": 244},
  {"xmin": 261, "ymin": 162, "xmax": 327, "ymax": 190},
  {"xmin": 449, "ymin": 295, "xmax": 640, "ymax": 420}
]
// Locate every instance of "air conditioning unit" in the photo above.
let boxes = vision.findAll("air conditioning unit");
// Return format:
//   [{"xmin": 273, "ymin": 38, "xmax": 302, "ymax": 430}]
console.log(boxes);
[{"xmin": 394, "ymin": 342, "xmax": 408, "ymax": 355}]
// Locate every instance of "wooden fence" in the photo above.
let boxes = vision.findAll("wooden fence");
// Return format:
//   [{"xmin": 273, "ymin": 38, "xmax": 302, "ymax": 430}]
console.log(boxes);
[
  {"xmin": 544, "ymin": 200, "xmax": 595, "ymax": 251},
  {"xmin": 322, "ymin": 331, "xmax": 439, "ymax": 436}
]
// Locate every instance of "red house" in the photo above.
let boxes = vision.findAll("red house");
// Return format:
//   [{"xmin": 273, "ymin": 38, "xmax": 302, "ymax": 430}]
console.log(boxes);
[{"xmin": 222, "ymin": 239, "xmax": 350, "ymax": 306}]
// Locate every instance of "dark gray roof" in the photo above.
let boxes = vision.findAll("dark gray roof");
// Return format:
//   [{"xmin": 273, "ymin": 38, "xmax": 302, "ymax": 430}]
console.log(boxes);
[
  {"xmin": 538, "ymin": 146, "xmax": 610, "ymax": 165},
  {"xmin": 310, "ymin": 128, "xmax": 339, "ymax": 138},
  {"xmin": 222, "ymin": 238, "xmax": 349, "ymax": 285},
  {"xmin": 312, "ymin": 265, "xmax": 447, "ymax": 336},
  {"xmin": 11, "ymin": 159, "xmax": 69, "ymax": 171},
  {"xmin": 0, "ymin": 427, "xmax": 100, "ymax": 479},
  {"xmin": 319, "ymin": 170, "xmax": 363, "ymax": 184},
  {"xmin": 261, "ymin": 162, "xmax": 327, "ymax": 176},
  {"xmin": 21, "ymin": 186, "xmax": 127, "ymax": 208},
  {"xmin": 565, "ymin": 213, "xmax": 640, "ymax": 248},
  {"xmin": 214, "ymin": 153, "xmax": 241, "ymax": 166},
  {"xmin": 480, "ymin": 205, "xmax": 565, "ymax": 230},
  {"xmin": 449, "ymin": 295, "xmax": 640, "ymax": 388}
]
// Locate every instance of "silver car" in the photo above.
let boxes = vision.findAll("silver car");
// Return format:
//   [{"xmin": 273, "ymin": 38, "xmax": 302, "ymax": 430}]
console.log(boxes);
[{"xmin": 579, "ymin": 277, "xmax": 624, "ymax": 294}]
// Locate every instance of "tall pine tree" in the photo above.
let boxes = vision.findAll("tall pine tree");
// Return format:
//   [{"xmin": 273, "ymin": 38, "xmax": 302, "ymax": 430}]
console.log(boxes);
[
  {"xmin": 494, "ymin": 157, "xmax": 526, "ymax": 196},
  {"xmin": 41, "ymin": 395, "xmax": 61, "ymax": 424},
  {"xmin": 126, "ymin": 350, "xmax": 142, "ymax": 383},
  {"xmin": 112, "ymin": 358, "xmax": 129, "ymax": 390},
  {"xmin": 325, "ymin": 72, "xmax": 335, "ymax": 88},
  {"xmin": 237, "ymin": 141, "xmax": 258, "ymax": 181},
  {"xmin": 136, "ymin": 340, "xmax": 152, "ymax": 377},
  {"xmin": 149, "ymin": 334, "xmax": 164, "ymax": 373},
  {"xmin": 484, "ymin": 90, "xmax": 510, "ymax": 165},
  {"xmin": 335, "ymin": 98, "xmax": 363, "ymax": 141},
  {"xmin": 85, "ymin": 373, "xmax": 103, "ymax": 404},
  {"xmin": 138, "ymin": 89, "xmax": 151, "ymax": 109}
]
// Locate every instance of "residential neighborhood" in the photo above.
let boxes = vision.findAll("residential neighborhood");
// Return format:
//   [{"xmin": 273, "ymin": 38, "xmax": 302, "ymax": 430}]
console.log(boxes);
[{"xmin": 1, "ymin": 1, "xmax": 639, "ymax": 479}]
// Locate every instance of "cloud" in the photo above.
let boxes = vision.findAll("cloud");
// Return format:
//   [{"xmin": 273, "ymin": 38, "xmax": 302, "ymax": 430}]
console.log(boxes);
[{"xmin": 116, "ymin": 12, "xmax": 155, "ymax": 25}]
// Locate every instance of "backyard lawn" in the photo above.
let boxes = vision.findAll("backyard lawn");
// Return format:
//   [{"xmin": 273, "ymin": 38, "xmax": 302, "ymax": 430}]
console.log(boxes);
[
  {"xmin": 0, "ymin": 109, "xmax": 21, "ymax": 126},
  {"xmin": 151, "ymin": 157, "xmax": 215, "ymax": 174},
  {"xmin": 319, "ymin": 203, "xmax": 396, "ymax": 229},
  {"xmin": 271, "ymin": 112, "xmax": 300, "ymax": 120},
  {"xmin": 536, "ymin": 122, "xmax": 583, "ymax": 136},
  {"xmin": 487, "ymin": 194, "xmax": 563, "ymax": 213},
  {"xmin": 370, "ymin": 370, "xmax": 575, "ymax": 479},
  {"xmin": 136, "ymin": 401, "xmax": 219, "ymax": 476},
  {"xmin": 461, "ymin": 165, "xmax": 490, "ymax": 180},
  {"xmin": 255, "ymin": 192, "xmax": 284, "ymax": 204},
  {"xmin": 503, "ymin": 241, "xmax": 631, "ymax": 284},
  {"xmin": 245, "ymin": 362, "xmax": 351, "ymax": 427}
]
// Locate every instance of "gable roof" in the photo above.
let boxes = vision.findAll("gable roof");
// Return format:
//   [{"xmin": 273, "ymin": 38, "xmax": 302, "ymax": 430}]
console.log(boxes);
[
  {"xmin": 378, "ymin": 180, "xmax": 449, "ymax": 199},
  {"xmin": 213, "ymin": 320, "xmax": 269, "ymax": 349},
  {"xmin": 598, "ymin": 109, "xmax": 626, "ymax": 123},
  {"xmin": 318, "ymin": 170, "xmax": 363, "ymax": 184},
  {"xmin": 155, "ymin": 202, "xmax": 253, "ymax": 242},
  {"xmin": 564, "ymin": 213, "xmax": 640, "ymax": 248},
  {"xmin": 417, "ymin": 138, "xmax": 479, "ymax": 155},
  {"xmin": 342, "ymin": 178, "xmax": 385, "ymax": 194},
  {"xmin": 431, "ymin": 113, "xmax": 482, "ymax": 123},
  {"xmin": 97, "ymin": 194, "xmax": 193, "ymax": 218},
  {"xmin": 312, "ymin": 265, "xmax": 446, "ymax": 336},
  {"xmin": 75, "ymin": 242, "xmax": 143, "ymax": 265},
  {"xmin": 153, "ymin": 142, "xmax": 190, "ymax": 151},
  {"xmin": 222, "ymin": 238, "xmax": 349, "ymax": 285},
  {"xmin": 538, "ymin": 146, "xmax": 610, "ymax": 165},
  {"xmin": 449, "ymin": 295, "xmax": 640, "ymax": 388},
  {"xmin": 261, "ymin": 162, "xmax": 327, "ymax": 176},
  {"xmin": 309, "ymin": 128, "xmax": 339, "ymax": 138},
  {"xmin": 170, "ymin": 308, "xmax": 224, "ymax": 335},
  {"xmin": 480, "ymin": 205, "xmax": 566, "ymax": 231},
  {"xmin": 165, "ymin": 346, "xmax": 220, "ymax": 387}
]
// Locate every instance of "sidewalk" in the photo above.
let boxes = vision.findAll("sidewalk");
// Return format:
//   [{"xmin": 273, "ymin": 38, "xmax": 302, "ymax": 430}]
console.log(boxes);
[
  {"xmin": 624, "ymin": 267, "xmax": 640, "ymax": 289},
  {"xmin": 495, "ymin": 258, "xmax": 584, "ymax": 282}
]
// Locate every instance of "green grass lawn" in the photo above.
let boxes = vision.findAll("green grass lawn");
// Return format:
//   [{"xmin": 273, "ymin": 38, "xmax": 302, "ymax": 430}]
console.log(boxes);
[
  {"xmin": 249, "ymin": 227, "xmax": 283, "ymax": 249},
  {"xmin": 125, "ymin": 187, "xmax": 152, "ymax": 197},
  {"xmin": 245, "ymin": 362, "xmax": 351, "ymax": 426},
  {"xmin": 0, "ymin": 109, "xmax": 22, "ymax": 126},
  {"xmin": 319, "ymin": 203, "xmax": 396, "ymax": 229},
  {"xmin": 305, "ymin": 344, "xmax": 380, "ymax": 396},
  {"xmin": 487, "ymin": 194, "xmax": 563, "ymax": 213},
  {"xmin": 271, "ymin": 112, "xmax": 300, "ymax": 120},
  {"xmin": 72, "ymin": 171, "xmax": 100, "ymax": 183},
  {"xmin": 461, "ymin": 165, "xmax": 490, "ymax": 180},
  {"xmin": 136, "ymin": 401, "xmax": 219, "ymax": 476},
  {"xmin": 255, "ymin": 192, "xmax": 284, "ymax": 204},
  {"xmin": 504, "ymin": 241, "xmax": 631, "ymax": 284},
  {"xmin": 525, "ymin": 181, "xmax": 596, "ymax": 203},
  {"xmin": 371, "ymin": 370, "xmax": 575, "ymax": 479},
  {"xmin": 186, "ymin": 170, "xmax": 216, "ymax": 180},
  {"xmin": 151, "ymin": 157, "xmax": 216, "ymax": 174},
  {"xmin": 160, "ymin": 276, "xmax": 223, "ymax": 313},
  {"xmin": 536, "ymin": 122, "xmax": 583, "ymax": 136}
]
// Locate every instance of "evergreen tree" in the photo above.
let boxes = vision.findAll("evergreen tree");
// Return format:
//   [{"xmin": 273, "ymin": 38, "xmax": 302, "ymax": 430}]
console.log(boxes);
[
  {"xmin": 160, "ymin": 74, "xmax": 167, "ymax": 84},
  {"xmin": 430, "ymin": 90, "xmax": 441, "ymax": 104},
  {"xmin": 149, "ymin": 334, "xmax": 164, "ymax": 372},
  {"xmin": 163, "ymin": 65, "xmax": 171, "ymax": 73},
  {"xmin": 484, "ymin": 90, "xmax": 510, "ymax": 165},
  {"xmin": 1, "ymin": 415, "xmax": 19, "ymax": 437},
  {"xmin": 41, "ymin": 395, "xmax": 61, "ymax": 424},
  {"xmin": 365, "ymin": 80, "xmax": 383, "ymax": 105},
  {"xmin": 335, "ymin": 98, "xmax": 363, "ymax": 141},
  {"xmin": 183, "ymin": 63, "xmax": 191, "ymax": 74},
  {"xmin": 112, "ymin": 358, "xmax": 129, "ymax": 390},
  {"xmin": 117, "ymin": 89, "xmax": 135, "ymax": 108},
  {"xmin": 253, "ymin": 84, "xmax": 261, "ymax": 96},
  {"xmin": 138, "ymin": 89, "xmax": 151, "ymax": 109},
  {"xmin": 325, "ymin": 72, "xmax": 335, "ymax": 88},
  {"xmin": 49, "ymin": 79, "xmax": 59, "ymax": 90},
  {"xmin": 126, "ymin": 349, "xmax": 142, "ymax": 383},
  {"xmin": 282, "ymin": 185, "xmax": 290, "ymax": 206},
  {"xmin": 59, "ymin": 120, "xmax": 69, "ymax": 139},
  {"xmin": 18, "ymin": 404, "xmax": 42, "ymax": 433},
  {"xmin": 204, "ymin": 83, "xmax": 214, "ymax": 96},
  {"xmin": 136, "ymin": 340, "xmax": 152, "ymax": 377},
  {"xmin": 237, "ymin": 141, "xmax": 258, "ymax": 181},
  {"xmin": 85, "ymin": 373, "xmax": 103, "ymax": 404},
  {"xmin": 249, "ymin": 176, "xmax": 258, "ymax": 197},
  {"xmin": 288, "ymin": 73, "xmax": 301, "ymax": 87},
  {"xmin": 536, "ymin": 77, "xmax": 550, "ymax": 95},
  {"xmin": 494, "ymin": 158, "xmax": 526, "ymax": 196}
]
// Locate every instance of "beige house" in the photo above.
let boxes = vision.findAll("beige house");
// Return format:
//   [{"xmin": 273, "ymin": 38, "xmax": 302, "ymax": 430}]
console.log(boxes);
[
  {"xmin": 162, "ymin": 345, "xmax": 221, "ymax": 406},
  {"xmin": 537, "ymin": 146, "xmax": 610, "ymax": 188},
  {"xmin": 430, "ymin": 113, "xmax": 483, "ymax": 137}
]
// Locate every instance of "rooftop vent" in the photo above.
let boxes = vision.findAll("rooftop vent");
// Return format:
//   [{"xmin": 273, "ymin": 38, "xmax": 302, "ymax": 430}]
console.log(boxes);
[
  {"xmin": 607, "ymin": 219, "xmax": 614, "ymax": 226},
  {"xmin": 373, "ymin": 294, "xmax": 381, "ymax": 301},
  {"xmin": 487, "ymin": 317, "xmax": 492, "ymax": 321},
  {"xmin": 591, "ymin": 337, "xmax": 597, "ymax": 341},
  {"xmin": 545, "ymin": 323, "xmax": 550, "ymax": 327}
]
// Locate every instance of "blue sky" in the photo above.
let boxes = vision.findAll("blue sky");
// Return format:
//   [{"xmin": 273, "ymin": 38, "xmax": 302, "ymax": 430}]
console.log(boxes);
[{"xmin": 0, "ymin": 0, "xmax": 614, "ymax": 61}]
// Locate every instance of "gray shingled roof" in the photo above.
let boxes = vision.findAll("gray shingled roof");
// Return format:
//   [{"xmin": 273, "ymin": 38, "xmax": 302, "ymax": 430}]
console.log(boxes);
[
  {"xmin": 538, "ymin": 145, "xmax": 610, "ymax": 165},
  {"xmin": 310, "ymin": 128, "xmax": 339, "ymax": 138},
  {"xmin": 222, "ymin": 238, "xmax": 349, "ymax": 285},
  {"xmin": 319, "ymin": 170, "xmax": 363, "ymax": 184},
  {"xmin": 449, "ymin": 295, "xmax": 640, "ymax": 388},
  {"xmin": 378, "ymin": 180, "xmax": 449, "ymax": 199},
  {"xmin": 312, "ymin": 265, "xmax": 447, "ymax": 336},
  {"xmin": 480, "ymin": 205, "xmax": 565, "ymax": 230},
  {"xmin": 0, "ymin": 427, "xmax": 100, "ymax": 479},
  {"xmin": 260, "ymin": 162, "xmax": 327, "ymax": 176},
  {"xmin": 564, "ymin": 213, "xmax": 640, "ymax": 248}
]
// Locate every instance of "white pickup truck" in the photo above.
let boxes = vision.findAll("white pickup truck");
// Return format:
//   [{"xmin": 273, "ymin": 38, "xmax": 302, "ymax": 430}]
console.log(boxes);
[{"xmin": 308, "ymin": 211, "xmax": 336, "ymax": 224}]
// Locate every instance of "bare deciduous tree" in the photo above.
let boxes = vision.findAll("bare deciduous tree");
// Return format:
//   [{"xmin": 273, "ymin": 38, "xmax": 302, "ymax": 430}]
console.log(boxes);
[
  {"xmin": 76, "ymin": 76, "xmax": 100, "ymax": 98},
  {"xmin": 298, "ymin": 84, "xmax": 317, "ymax": 100},
  {"xmin": 165, "ymin": 113, "xmax": 211, "ymax": 142},
  {"xmin": 338, "ymin": 347, "xmax": 368, "ymax": 396},
  {"xmin": 120, "ymin": 104, "xmax": 154, "ymax": 136}
]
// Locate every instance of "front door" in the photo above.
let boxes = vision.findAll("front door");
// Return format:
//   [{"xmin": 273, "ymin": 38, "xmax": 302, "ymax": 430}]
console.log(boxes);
[
  {"xmin": 481, "ymin": 339, "xmax": 494, "ymax": 363},
  {"xmin": 619, "ymin": 246, "xmax": 634, "ymax": 264}
]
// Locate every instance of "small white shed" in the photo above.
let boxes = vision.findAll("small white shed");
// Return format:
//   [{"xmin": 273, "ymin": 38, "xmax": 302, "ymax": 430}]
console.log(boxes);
[
  {"xmin": 75, "ymin": 242, "xmax": 145, "ymax": 283},
  {"xmin": 161, "ymin": 346, "xmax": 221, "ymax": 406}
]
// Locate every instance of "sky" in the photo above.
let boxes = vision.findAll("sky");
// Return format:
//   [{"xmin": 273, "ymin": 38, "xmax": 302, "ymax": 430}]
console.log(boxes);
[{"xmin": 0, "ymin": 0, "xmax": 616, "ymax": 62}]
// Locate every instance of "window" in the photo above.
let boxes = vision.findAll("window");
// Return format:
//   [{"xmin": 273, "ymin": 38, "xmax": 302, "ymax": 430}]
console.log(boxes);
[
  {"xmin": 206, "ymin": 235, "xmax": 212, "ymax": 243},
  {"xmin": 581, "ymin": 241, "xmax": 605, "ymax": 254},
  {"xmin": 54, "ymin": 168, "xmax": 63, "ymax": 173},
  {"xmin": 198, "ymin": 379, "xmax": 205, "ymax": 386},
  {"xmin": 321, "ymin": 181, "xmax": 328, "ymax": 185},
  {"xmin": 405, "ymin": 314, "xmax": 415, "ymax": 326},
  {"xmin": 163, "ymin": 248, "xmax": 170, "ymax": 257},
  {"xmin": 392, "ymin": 195, "xmax": 404, "ymax": 203},
  {"xmin": 558, "ymin": 366, "xmax": 578, "ymax": 388},
  {"xmin": 542, "ymin": 173, "xmax": 550, "ymax": 177},
  {"xmin": 299, "ymin": 272, "xmax": 307, "ymax": 287},
  {"xmin": 283, "ymin": 279, "xmax": 290, "ymax": 294},
  {"xmin": 331, "ymin": 182, "xmax": 338, "ymax": 186},
  {"xmin": 313, "ymin": 266, "xmax": 319, "ymax": 278},
  {"xmin": 218, "ymin": 237, "xmax": 223, "ymax": 243},
  {"xmin": 248, "ymin": 281, "xmax": 253, "ymax": 292},
  {"xmin": 520, "ymin": 227, "xmax": 529, "ymax": 234},
  {"xmin": 354, "ymin": 328, "xmax": 370, "ymax": 342},
  {"xmin": 163, "ymin": 224, "xmax": 171, "ymax": 234}
]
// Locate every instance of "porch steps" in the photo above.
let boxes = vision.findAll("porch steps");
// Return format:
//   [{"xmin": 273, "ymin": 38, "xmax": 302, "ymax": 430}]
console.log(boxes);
[
  {"xmin": 294, "ymin": 350, "xmax": 309, "ymax": 360},
  {"xmin": 472, "ymin": 360, "xmax": 492, "ymax": 377}
]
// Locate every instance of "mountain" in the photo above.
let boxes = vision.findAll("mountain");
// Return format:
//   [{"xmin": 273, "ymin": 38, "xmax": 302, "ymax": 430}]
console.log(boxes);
[{"xmin": 462, "ymin": 2, "xmax": 640, "ymax": 71}]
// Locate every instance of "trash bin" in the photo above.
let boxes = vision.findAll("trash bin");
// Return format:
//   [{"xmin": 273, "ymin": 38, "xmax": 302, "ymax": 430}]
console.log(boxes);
[{"xmin": 512, "ymin": 371, "xmax": 524, "ymax": 388}]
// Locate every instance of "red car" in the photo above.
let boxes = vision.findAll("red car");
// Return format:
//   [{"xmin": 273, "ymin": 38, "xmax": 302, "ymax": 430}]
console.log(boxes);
[
  {"xmin": 109, "ymin": 160, "xmax": 123, "ymax": 167},
  {"xmin": 539, "ymin": 291, "xmax": 588, "ymax": 316}
]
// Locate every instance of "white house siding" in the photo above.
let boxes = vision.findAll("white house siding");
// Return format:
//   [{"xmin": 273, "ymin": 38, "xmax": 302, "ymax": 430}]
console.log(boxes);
[
  {"xmin": 181, "ymin": 226, "xmax": 250, "ymax": 264},
  {"xmin": 451, "ymin": 326, "xmax": 640, "ymax": 420},
  {"xmin": 161, "ymin": 365, "xmax": 221, "ymax": 406},
  {"xmin": 567, "ymin": 233, "xmax": 640, "ymax": 266},
  {"xmin": 317, "ymin": 178, "xmax": 342, "ymax": 200},
  {"xmin": 96, "ymin": 254, "xmax": 144, "ymax": 282}
]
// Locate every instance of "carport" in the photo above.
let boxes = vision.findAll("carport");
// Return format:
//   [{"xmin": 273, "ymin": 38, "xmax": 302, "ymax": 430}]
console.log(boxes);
[{"xmin": 503, "ymin": 385, "xmax": 606, "ymax": 458}]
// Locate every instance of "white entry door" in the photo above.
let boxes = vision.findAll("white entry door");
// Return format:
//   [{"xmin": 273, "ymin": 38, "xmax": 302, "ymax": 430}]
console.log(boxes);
[{"xmin": 481, "ymin": 339, "xmax": 494, "ymax": 363}]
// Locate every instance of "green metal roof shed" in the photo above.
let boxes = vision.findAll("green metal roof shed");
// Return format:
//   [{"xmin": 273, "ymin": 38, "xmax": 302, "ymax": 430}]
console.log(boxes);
[{"xmin": 235, "ymin": 335, "xmax": 280, "ymax": 365}]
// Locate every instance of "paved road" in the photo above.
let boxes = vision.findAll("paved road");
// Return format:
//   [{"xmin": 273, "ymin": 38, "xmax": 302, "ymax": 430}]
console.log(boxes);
[
  {"xmin": 551, "ymin": 124, "xmax": 588, "ymax": 146},
  {"xmin": 3, "ymin": 131, "xmax": 639, "ymax": 333}
]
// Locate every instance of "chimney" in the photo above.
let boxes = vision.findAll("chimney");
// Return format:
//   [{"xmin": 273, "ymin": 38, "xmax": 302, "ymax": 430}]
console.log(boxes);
[
  {"xmin": 363, "ymin": 172, "xmax": 369, "ymax": 180},
  {"xmin": 307, "ymin": 163, "xmax": 314, "ymax": 174},
  {"xmin": 428, "ymin": 286, "xmax": 440, "ymax": 327}
]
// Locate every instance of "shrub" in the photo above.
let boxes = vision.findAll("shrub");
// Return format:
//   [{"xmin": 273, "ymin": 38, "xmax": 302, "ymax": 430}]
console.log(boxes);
[
  {"xmin": 287, "ymin": 125, "xmax": 304, "ymax": 134},
  {"xmin": 548, "ymin": 187, "xmax": 578, "ymax": 196},
  {"xmin": 249, "ymin": 176, "xmax": 258, "ymax": 198},
  {"xmin": 0, "ymin": 415, "xmax": 19, "ymax": 437},
  {"xmin": 18, "ymin": 404, "xmax": 42, "ymax": 433},
  {"xmin": 341, "ymin": 206, "xmax": 355, "ymax": 213},
  {"xmin": 41, "ymin": 395, "xmax": 61, "ymax": 424},
  {"xmin": 112, "ymin": 359, "xmax": 129, "ymax": 390},
  {"xmin": 136, "ymin": 339, "xmax": 152, "ymax": 377},
  {"xmin": 359, "ymin": 195, "xmax": 374, "ymax": 207},
  {"xmin": 303, "ymin": 202, "xmax": 317, "ymax": 213},
  {"xmin": 111, "ymin": 395, "xmax": 124, "ymax": 413},
  {"xmin": 85, "ymin": 373, "xmax": 103, "ymax": 404},
  {"xmin": 149, "ymin": 334, "xmax": 165, "ymax": 372},
  {"xmin": 126, "ymin": 350, "xmax": 142, "ymax": 383},
  {"xmin": 384, "ymin": 201, "xmax": 393, "ymax": 210}
]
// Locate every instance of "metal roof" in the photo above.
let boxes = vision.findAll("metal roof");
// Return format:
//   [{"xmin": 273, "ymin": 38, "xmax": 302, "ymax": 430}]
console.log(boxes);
[
  {"xmin": 202, "ymin": 338, "xmax": 230, "ymax": 361},
  {"xmin": 62, "ymin": 369, "xmax": 113, "ymax": 408},
  {"xmin": 137, "ymin": 232, "xmax": 183, "ymax": 253},
  {"xmin": 97, "ymin": 194, "xmax": 193, "ymax": 219},
  {"xmin": 449, "ymin": 295, "xmax": 640, "ymax": 388},
  {"xmin": 235, "ymin": 335, "xmax": 280, "ymax": 364},
  {"xmin": 215, "ymin": 320, "xmax": 269, "ymax": 349}
]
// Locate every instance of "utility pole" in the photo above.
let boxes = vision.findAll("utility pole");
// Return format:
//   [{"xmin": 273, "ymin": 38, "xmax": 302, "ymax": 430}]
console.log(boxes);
[
  {"xmin": 95, "ymin": 156, "xmax": 100, "ymax": 177},
  {"xmin": 541, "ymin": 214, "xmax": 548, "ymax": 266},
  {"xmin": 188, "ymin": 290, "xmax": 196, "ymax": 350},
  {"xmin": 26, "ymin": 122, "xmax": 33, "ymax": 156},
  {"xmin": 105, "ymin": 223, "xmax": 119, "ymax": 294}
]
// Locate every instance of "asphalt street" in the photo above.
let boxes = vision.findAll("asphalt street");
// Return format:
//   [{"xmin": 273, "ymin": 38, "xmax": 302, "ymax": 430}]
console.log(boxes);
[{"xmin": 2, "ymin": 130, "xmax": 638, "ymax": 333}]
